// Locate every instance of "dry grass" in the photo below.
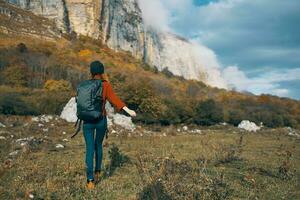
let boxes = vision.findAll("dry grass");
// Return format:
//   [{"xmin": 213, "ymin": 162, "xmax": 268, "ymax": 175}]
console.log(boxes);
[{"xmin": 0, "ymin": 116, "xmax": 299, "ymax": 199}]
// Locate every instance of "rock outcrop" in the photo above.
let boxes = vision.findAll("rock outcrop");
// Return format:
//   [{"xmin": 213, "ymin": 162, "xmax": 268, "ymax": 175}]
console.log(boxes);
[
  {"xmin": 0, "ymin": 1, "xmax": 62, "ymax": 39},
  {"xmin": 3, "ymin": 0, "xmax": 227, "ymax": 88}
]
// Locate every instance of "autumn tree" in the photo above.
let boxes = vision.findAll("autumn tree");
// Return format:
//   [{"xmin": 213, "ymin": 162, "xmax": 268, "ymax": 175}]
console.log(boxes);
[
  {"xmin": 195, "ymin": 99, "xmax": 224, "ymax": 125},
  {"xmin": 2, "ymin": 64, "xmax": 29, "ymax": 87}
]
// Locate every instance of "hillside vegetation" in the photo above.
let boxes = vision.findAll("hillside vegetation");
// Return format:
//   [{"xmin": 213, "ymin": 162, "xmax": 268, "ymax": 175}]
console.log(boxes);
[{"xmin": 0, "ymin": 32, "xmax": 299, "ymax": 129}]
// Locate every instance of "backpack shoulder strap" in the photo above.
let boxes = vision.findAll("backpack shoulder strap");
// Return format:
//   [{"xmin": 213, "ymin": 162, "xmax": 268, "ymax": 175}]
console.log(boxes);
[
  {"xmin": 95, "ymin": 80, "xmax": 103, "ymax": 97},
  {"xmin": 71, "ymin": 119, "xmax": 82, "ymax": 139}
]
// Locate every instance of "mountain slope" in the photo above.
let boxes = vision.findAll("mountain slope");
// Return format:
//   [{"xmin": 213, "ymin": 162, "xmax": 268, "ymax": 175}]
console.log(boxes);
[
  {"xmin": 3, "ymin": 0, "xmax": 227, "ymax": 88},
  {"xmin": 0, "ymin": 1, "xmax": 300, "ymax": 129}
]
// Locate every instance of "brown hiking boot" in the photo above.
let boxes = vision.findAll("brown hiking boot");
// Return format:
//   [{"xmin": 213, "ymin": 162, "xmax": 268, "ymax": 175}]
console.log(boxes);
[
  {"xmin": 86, "ymin": 180, "xmax": 95, "ymax": 189},
  {"xmin": 95, "ymin": 171, "xmax": 101, "ymax": 183}
]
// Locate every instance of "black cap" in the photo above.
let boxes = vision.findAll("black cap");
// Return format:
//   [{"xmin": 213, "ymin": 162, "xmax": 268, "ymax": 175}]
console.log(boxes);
[{"xmin": 90, "ymin": 61, "xmax": 104, "ymax": 75}]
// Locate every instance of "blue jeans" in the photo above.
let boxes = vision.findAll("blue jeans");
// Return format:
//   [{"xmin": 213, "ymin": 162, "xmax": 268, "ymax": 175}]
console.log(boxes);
[{"xmin": 83, "ymin": 117, "xmax": 107, "ymax": 180}]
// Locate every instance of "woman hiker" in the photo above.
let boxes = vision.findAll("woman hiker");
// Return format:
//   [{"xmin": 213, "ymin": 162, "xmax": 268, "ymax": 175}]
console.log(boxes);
[{"xmin": 79, "ymin": 60, "xmax": 136, "ymax": 189}]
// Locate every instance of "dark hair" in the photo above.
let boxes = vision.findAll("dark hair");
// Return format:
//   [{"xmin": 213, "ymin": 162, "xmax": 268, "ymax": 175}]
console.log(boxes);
[{"xmin": 90, "ymin": 61, "xmax": 104, "ymax": 75}]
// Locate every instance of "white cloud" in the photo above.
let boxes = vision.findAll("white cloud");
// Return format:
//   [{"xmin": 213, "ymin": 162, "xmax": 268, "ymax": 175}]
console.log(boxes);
[
  {"xmin": 137, "ymin": 0, "xmax": 170, "ymax": 31},
  {"xmin": 223, "ymin": 66, "xmax": 300, "ymax": 97},
  {"xmin": 137, "ymin": 0, "xmax": 300, "ymax": 98}
]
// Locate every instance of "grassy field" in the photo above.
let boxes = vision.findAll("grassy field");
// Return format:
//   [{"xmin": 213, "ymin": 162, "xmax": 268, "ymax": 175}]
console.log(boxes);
[{"xmin": 0, "ymin": 116, "xmax": 299, "ymax": 200}]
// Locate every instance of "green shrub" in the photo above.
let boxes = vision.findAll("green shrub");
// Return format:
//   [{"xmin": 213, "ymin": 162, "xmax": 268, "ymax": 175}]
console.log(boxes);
[
  {"xmin": 227, "ymin": 110, "xmax": 246, "ymax": 126},
  {"xmin": 33, "ymin": 91, "xmax": 72, "ymax": 114},
  {"xmin": 194, "ymin": 99, "xmax": 224, "ymax": 126},
  {"xmin": 0, "ymin": 93, "xmax": 38, "ymax": 115},
  {"xmin": 104, "ymin": 144, "xmax": 129, "ymax": 177},
  {"xmin": 159, "ymin": 99, "xmax": 194, "ymax": 125}
]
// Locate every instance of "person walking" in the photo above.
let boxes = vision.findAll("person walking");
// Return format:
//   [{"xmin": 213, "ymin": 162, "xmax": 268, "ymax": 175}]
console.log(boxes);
[{"xmin": 76, "ymin": 60, "xmax": 136, "ymax": 189}]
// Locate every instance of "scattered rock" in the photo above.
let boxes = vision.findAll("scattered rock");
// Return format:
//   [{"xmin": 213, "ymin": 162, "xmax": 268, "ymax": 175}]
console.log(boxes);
[
  {"xmin": 183, "ymin": 126, "xmax": 188, "ymax": 131},
  {"xmin": 62, "ymin": 139, "xmax": 68, "ymax": 142},
  {"xmin": 15, "ymin": 137, "xmax": 43, "ymax": 150},
  {"xmin": 31, "ymin": 117, "xmax": 39, "ymax": 122},
  {"xmin": 191, "ymin": 129, "xmax": 202, "ymax": 134},
  {"xmin": 238, "ymin": 120, "xmax": 261, "ymax": 132},
  {"xmin": 38, "ymin": 123, "xmax": 44, "ymax": 127},
  {"xmin": 42, "ymin": 128, "xmax": 49, "ymax": 132},
  {"xmin": 9, "ymin": 150, "xmax": 19, "ymax": 157},
  {"xmin": 286, "ymin": 127, "xmax": 300, "ymax": 138},
  {"xmin": 0, "ymin": 122, "xmax": 6, "ymax": 128},
  {"xmin": 111, "ymin": 129, "xmax": 117, "ymax": 134},
  {"xmin": 0, "ymin": 136, "xmax": 6, "ymax": 140},
  {"xmin": 41, "ymin": 115, "xmax": 53, "ymax": 123},
  {"xmin": 113, "ymin": 114, "xmax": 135, "ymax": 131},
  {"xmin": 55, "ymin": 144, "xmax": 64, "ymax": 149},
  {"xmin": 32, "ymin": 115, "xmax": 54, "ymax": 123},
  {"xmin": 62, "ymin": 131, "xmax": 66, "ymax": 135},
  {"xmin": 177, "ymin": 128, "xmax": 181, "ymax": 132},
  {"xmin": 16, "ymin": 137, "xmax": 34, "ymax": 146},
  {"xmin": 29, "ymin": 194, "xmax": 34, "ymax": 199}
]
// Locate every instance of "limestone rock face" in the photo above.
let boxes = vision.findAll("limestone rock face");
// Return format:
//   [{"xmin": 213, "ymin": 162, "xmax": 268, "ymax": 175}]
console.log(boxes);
[{"xmin": 4, "ymin": 0, "xmax": 227, "ymax": 88}]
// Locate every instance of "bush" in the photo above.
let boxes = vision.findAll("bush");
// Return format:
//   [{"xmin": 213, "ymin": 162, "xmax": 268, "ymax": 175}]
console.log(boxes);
[
  {"xmin": 159, "ymin": 99, "xmax": 193, "ymax": 125},
  {"xmin": 32, "ymin": 91, "xmax": 72, "ymax": 114},
  {"xmin": 122, "ymin": 80, "xmax": 166, "ymax": 124},
  {"xmin": 227, "ymin": 110, "xmax": 246, "ymax": 126},
  {"xmin": 194, "ymin": 99, "xmax": 224, "ymax": 126},
  {"xmin": 0, "ymin": 93, "xmax": 37, "ymax": 115},
  {"xmin": 44, "ymin": 79, "xmax": 72, "ymax": 91},
  {"xmin": 2, "ymin": 65, "xmax": 29, "ymax": 87},
  {"xmin": 104, "ymin": 144, "xmax": 129, "ymax": 177}
]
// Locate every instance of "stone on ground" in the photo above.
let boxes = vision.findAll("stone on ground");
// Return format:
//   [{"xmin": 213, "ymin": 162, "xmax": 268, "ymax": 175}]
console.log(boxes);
[{"xmin": 238, "ymin": 120, "xmax": 261, "ymax": 132}]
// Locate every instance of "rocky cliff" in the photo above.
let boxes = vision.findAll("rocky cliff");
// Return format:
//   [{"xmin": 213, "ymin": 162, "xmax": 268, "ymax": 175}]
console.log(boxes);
[
  {"xmin": 3, "ymin": 0, "xmax": 227, "ymax": 88},
  {"xmin": 0, "ymin": 1, "xmax": 61, "ymax": 39}
]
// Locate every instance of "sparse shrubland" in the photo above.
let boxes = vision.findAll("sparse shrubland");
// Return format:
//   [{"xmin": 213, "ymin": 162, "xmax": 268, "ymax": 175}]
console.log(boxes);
[{"xmin": 0, "ymin": 118, "xmax": 299, "ymax": 199}]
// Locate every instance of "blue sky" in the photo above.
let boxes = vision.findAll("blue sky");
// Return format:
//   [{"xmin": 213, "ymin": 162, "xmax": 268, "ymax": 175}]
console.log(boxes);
[{"xmin": 138, "ymin": 0, "xmax": 300, "ymax": 100}]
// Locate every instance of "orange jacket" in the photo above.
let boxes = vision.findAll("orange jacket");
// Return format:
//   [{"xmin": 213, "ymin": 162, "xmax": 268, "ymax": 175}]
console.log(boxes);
[{"xmin": 102, "ymin": 81, "xmax": 126, "ymax": 115}]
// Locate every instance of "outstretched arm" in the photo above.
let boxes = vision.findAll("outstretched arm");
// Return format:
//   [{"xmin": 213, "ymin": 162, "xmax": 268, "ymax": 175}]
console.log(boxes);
[
  {"xmin": 105, "ymin": 82, "xmax": 136, "ymax": 117},
  {"xmin": 123, "ymin": 106, "xmax": 136, "ymax": 117}
]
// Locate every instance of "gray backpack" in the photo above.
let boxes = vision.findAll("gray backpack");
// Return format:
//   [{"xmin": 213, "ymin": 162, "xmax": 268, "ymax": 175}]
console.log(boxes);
[{"xmin": 71, "ymin": 79, "xmax": 103, "ymax": 138}]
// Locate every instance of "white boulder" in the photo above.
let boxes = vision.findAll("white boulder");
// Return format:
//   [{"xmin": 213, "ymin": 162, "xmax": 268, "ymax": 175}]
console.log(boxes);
[
  {"xmin": 60, "ymin": 98, "xmax": 135, "ymax": 131},
  {"xmin": 238, "ymin": 120, "xmax": 261, "ymax": 132},
  {"xmin": 60, "ymin": 97, "xmax": 77, "ymax": 123},
  {"xmin": 112, "ymin": 114, "xmax": 135, "ymax": 131}
]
